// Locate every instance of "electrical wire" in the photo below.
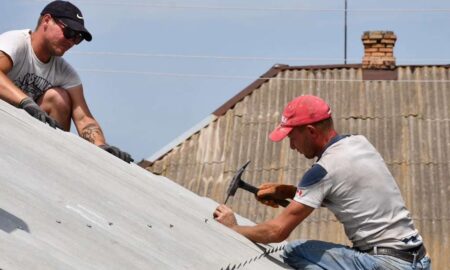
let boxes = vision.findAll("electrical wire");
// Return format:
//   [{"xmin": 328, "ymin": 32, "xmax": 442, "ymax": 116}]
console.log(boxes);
[
  {"xmin": 27, "ymin": 0, "xmax": 450, "ymax": 13},
  {"xmin": 88, "ymin": 4, "xmax": 450, "ymax": 13},
  {"xmin": 70, "ymin": 51, "xmax": 450, "ymax": 63},
  {"xmin": 71, "ymin": 51, "xmax": 359, "ymax": 62},
  {"xmin": 78, "ymin": 68, "xmax": 450, "ymax": 83},
  {"xmin": 25, "ymin": 1, "xmax": 450, "ymax": 81}
]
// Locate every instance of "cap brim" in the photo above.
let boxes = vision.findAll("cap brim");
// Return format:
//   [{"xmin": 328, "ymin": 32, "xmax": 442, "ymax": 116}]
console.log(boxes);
[
  {"xmin": 269, "ymin": 125, "xmax": 293, "ymax": 142},
  {"xmin": 60, "ymin": 18, "xmax": 92, "ymax": 41}
]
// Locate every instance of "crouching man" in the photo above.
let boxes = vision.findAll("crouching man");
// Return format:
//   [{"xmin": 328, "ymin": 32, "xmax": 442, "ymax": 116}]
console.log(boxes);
[
  {"xmin": 0, "ymin": 1, "xmax": 132, "ymax": 163},
  {"xmin": 214, "ymin": 95, "xmax": 430, "ymax": 269}
]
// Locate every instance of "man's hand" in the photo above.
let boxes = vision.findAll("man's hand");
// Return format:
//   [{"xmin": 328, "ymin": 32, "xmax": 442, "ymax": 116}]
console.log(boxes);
[
  {"xmin": 213, "ymin": 204, "xmax": 237, "ymax": 228},
  {"xmin": 256, "ymin": 183, "xmax": 297, "ymax": 208},
  {"xmin": 99, "ymin": 144, "xmax": 134, "ymax": 163},
  {"xmin": 19, "ymin": 97, "xmax": 62, "ymax": 129}
]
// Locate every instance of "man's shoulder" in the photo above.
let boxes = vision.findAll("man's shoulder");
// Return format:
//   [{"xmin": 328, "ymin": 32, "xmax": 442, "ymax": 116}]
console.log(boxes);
[
  {"xmin": 324, "ymin": 134, "xmax": 371, "ymax": 153},
  {"xmin": 299, "ymin": 164, "xmax": 328, "ymax": 188},
  {"xmin": 0, "ymin": 29, "xmax": 31, "ymax": 53},
  {"xmin": 0, "ymin": 29, "xmax": 31, "ymax": 66},
  {"xmin": 0, "ymin": 29, "xmax": 31, "ymax": 41},
  {"xmin": 316, "ymin": 135, "xmax": 370, "ymax": 171}
]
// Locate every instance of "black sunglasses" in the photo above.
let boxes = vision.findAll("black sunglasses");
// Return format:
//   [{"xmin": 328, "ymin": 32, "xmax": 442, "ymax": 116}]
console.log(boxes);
[{"xmin": 54, "ymin": 18, "xmax": 84, "ymax": 45}]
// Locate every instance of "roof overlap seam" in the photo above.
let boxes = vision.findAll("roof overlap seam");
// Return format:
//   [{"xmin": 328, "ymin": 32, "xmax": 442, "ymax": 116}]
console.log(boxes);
[{"xmin": 220, "ymin": 244, "xmax": 286, "ymax": 269}]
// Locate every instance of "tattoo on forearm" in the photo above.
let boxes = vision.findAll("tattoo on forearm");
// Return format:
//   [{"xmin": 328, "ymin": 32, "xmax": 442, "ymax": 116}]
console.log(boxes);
[{"xmin": 81, "ymin": 124, "xmax": 104, "ymax": 143}]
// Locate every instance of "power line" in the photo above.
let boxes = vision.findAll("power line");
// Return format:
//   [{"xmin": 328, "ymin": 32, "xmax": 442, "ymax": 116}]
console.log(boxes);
[
  {"xmin": 71, "ymin": 51, "xmax": 354, "ymax": 61},
  {"xmin": 78, "ymin": 68, "xmax": 450, "ymax": 83},
  {"xmin": 32, "ymin": 0, "xmax": 450, "ymax": 13},
  {"xmin": 70, "ymin": 51, "xmax": 450, "ymax": 63}
]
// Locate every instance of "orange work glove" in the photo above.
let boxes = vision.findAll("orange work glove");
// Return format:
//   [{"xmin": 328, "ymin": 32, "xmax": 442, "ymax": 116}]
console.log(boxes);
[{"xmin": 256, "ymin": 183, "xmax": 297, "ymax": 208}]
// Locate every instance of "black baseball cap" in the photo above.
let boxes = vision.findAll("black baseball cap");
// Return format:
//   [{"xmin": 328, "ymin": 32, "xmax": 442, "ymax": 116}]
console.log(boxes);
[{"xmin": 41, "ymin": 0, "xmax": 92, "ymax": 41}]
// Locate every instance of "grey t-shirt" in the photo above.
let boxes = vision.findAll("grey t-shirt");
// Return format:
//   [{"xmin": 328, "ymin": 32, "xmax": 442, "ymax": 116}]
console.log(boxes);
[
  {"xmin": 0, "ymin": 29, "xmax": 81, "ymax": 100},
  {"xmin": 293, "ymin": 135, "xmax": 422, "ymax": 250}
]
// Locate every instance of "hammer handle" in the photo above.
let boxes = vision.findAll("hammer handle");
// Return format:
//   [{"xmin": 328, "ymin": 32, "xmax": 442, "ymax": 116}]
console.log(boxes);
[
  {"xmin": 239, "ymin": 181, "xmax": 259, "ymax": 194},
  {"xmin": 273, "ymin": 198, "xmax": 290, "ymax": 208},
  {"xmin": 239, "ymin": 181, "xmax": 290, "ymax": 208}
]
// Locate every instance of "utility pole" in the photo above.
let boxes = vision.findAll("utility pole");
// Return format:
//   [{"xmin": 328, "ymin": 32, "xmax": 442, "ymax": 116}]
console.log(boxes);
[{"xmin": 344, "ymin": 0, "xmax": 348, "ymax": 64}]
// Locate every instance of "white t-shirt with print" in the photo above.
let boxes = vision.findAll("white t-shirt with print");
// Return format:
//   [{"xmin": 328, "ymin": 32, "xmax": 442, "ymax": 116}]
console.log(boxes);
[
  {"xmin": 0, "ymin": 29, "xmax": 81, "ymax": 100},
  {"xmin": 293, "ymin": 135, "xmax": 421, "ymax": 250}
]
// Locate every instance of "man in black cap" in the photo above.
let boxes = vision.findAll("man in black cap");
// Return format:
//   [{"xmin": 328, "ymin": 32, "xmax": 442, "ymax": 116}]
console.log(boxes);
[{"xmin": 0, "ymin": 1, "xmax": 133, "ymax": 163}]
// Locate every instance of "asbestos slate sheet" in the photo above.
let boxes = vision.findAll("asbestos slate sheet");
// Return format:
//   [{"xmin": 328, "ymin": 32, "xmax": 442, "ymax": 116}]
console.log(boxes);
[{"xmin": 0, "ymin": 100, "xmax": 291, "ymax": 270}]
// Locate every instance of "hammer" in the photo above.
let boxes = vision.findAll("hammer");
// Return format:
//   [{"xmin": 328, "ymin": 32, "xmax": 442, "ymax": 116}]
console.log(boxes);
[{"xmin": 224, "ymin": 161, "xmax": 290, "ymax": 207}]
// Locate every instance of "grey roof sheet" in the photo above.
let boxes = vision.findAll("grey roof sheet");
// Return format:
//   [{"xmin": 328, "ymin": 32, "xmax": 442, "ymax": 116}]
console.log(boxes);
[{"xmin": 0, "ymin": 100, "xmax": 291, "ymax": 270}]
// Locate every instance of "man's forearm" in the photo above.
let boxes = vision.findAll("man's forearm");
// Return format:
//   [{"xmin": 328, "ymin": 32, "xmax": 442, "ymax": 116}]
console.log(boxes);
[
  {"xmin": 0, "ymin": 71, "xmax": 28, "ymax": 105},
  {"xmin": 79, "ymin": 121, "xmax": 133, "ymax": 163},
  {"xmin": 80, "ymin": 123, "xmax": 106, "ymax": 145},
  {"xmin": 232, "ymin": 222, "xmax": 286, "ymax": 244},
  {"xmin": 214, "ymin": 204, "xmax": 290, "ymax": 244}
]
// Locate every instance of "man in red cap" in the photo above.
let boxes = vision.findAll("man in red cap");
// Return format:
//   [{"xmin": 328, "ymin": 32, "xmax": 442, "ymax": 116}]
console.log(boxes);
[
  {"xmin": 0, "ymin": 1, "xmax": 133, "ymax": 163},
  {"xmin": 214, "ymin": 95, "xmax": 430, "ymax": 269}
]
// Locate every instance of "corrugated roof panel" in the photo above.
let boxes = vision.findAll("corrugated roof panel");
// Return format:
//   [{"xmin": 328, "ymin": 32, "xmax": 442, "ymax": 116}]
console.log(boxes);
[
  {"xmin": 146, "ymin": 65, "xmax": 449, "ymax": 269},
  {"xmin": 0, "ymin": 100, "xmax": 291, "ymax": 269}
]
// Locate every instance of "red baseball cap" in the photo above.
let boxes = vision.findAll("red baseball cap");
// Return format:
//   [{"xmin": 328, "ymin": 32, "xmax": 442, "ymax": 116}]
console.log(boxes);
[{"xmin": 269, "ymin": 95, "xmax": 332, "ymax": 142}]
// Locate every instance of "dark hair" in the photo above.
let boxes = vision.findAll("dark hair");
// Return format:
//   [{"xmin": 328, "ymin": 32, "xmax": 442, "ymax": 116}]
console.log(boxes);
[
  {"xmin": 312, "ymin": 117, "xmax": 334, "ymax": 131},
  {"xmin": 35, "ymin": 15, "xmax": 45, "ymax": 31},
  {"xmin": 293, "ymin": 117, "xmax": 334, "ymax": 134}
]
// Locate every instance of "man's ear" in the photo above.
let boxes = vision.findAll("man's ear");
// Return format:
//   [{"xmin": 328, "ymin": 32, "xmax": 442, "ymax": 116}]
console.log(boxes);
[
  {"xmin": 306, "ymin": 124, "xmax": 316, "ymax": 136},
  {"xmin": 41, "ymin": 14, "xmax": 52, "ymax": 28}
]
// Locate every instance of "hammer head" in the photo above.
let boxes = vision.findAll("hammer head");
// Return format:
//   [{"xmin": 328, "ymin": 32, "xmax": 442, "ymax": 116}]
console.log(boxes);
[{"xmin": 226, "ymin": 160, "xmax": 251, "ymax": 197}]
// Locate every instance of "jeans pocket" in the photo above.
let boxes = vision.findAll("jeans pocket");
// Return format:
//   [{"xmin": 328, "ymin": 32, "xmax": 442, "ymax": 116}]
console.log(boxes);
[{"xmin": 419, "ymin": 256, "xmax": 431, "ymax": 269}]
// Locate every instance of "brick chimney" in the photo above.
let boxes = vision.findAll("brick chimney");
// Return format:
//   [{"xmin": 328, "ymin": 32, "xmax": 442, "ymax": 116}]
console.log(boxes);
[{"xmin": 362, "ymin": 31, "xmax": 397, "ymax": 69}]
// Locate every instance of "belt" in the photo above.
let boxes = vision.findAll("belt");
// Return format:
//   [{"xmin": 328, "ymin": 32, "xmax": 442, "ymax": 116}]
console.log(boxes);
[{"xmin": 358, "ymin": 244, "xmax": 426, "ymax": 264}]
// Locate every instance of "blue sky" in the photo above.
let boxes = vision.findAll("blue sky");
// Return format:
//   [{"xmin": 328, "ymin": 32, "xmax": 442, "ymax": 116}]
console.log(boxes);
[{"xmin": 2, "ymin": 0, "xmax": 449, "ymax": 162}]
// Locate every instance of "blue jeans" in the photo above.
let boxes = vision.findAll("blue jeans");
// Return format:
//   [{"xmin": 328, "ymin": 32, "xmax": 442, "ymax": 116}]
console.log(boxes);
[{"xmin": 282, "ymin": 240, "xmax": 432, "ymax": 270}]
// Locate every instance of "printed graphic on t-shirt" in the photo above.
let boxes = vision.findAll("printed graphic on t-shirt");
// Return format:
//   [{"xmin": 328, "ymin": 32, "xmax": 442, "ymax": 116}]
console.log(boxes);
[
  {"xmin": 294, "ymin": 188, "xmax": 303, "ymax": 201},
  {"xmin": 14, "ymin": 73, "xmax": 53, "ymax": 100}
]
